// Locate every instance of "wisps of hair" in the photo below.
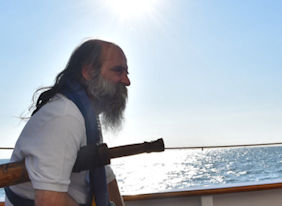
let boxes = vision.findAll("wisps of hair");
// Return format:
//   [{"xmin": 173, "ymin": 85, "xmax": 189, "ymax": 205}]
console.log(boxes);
[{"xmin": 30, "ymin": 39, "xmax": 102, "ymax": 116}]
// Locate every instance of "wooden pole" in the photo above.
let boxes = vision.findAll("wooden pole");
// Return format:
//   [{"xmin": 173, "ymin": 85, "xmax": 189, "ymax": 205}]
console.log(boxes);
[
  {"xmin": 0, "ymin": 161, "xmax": 29, "ymax": 188},
  {"xmin": 0, "ymin": 138, "xmax": 164, "ymax": 188}
]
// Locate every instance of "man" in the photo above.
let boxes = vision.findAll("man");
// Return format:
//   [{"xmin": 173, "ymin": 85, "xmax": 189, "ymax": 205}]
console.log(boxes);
[{"xmin": 5, "ymin": 39, "xmax": 130, "ymax": 206}]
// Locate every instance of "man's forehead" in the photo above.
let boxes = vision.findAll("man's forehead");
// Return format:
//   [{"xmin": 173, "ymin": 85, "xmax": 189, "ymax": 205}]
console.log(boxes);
[{"xmin": 100, "ymin": 42, "xmax": 126, "ymax": 61}]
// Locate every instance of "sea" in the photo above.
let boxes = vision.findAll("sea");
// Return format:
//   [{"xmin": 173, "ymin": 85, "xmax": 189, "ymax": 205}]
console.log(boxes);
[{"xmin": 1, "ymin": 146, "xmax": 282, "ymax": 201}]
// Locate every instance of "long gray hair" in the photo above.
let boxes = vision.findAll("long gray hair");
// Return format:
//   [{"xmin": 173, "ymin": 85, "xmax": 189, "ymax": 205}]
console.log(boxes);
[{"xmin": 31, "ymin": 40, "xmax": 102, "ymax": 115}]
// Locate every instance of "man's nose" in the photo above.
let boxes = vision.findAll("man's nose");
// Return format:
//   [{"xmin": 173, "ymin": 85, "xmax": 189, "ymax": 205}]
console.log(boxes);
[{"xmin": 121, "ymin": 74, "xmax": 130, "ymax": 86}]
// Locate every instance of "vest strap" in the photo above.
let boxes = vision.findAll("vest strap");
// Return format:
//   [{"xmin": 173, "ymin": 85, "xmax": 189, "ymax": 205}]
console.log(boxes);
[
  {"xmin": 5, "ymin": 187, "xmax": 88, "ymax": 206},
  {"xmin": 5, "ymin": 187, "xmax": 34, "ymax": 206}
]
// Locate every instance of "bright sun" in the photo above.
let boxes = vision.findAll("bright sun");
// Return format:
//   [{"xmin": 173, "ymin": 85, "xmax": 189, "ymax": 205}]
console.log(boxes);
[{"xmin": 105, "ymin": 0, "xmax": 159, "ymax": 20}]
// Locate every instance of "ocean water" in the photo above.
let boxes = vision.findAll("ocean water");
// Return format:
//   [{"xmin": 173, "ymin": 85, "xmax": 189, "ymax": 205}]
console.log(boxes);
[
  {"xmin": 111, "ymin": 146, "xmax": 282, "ymax": 195},
  {"xmin": 1, "ymin": 146, "xmax": 282, "ymax": 200}
]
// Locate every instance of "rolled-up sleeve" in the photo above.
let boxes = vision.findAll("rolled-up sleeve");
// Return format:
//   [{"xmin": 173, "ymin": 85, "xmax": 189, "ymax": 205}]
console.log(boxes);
[{"xmin": 22, "ymin": 115, "xmax": 85, "ymax": 192}]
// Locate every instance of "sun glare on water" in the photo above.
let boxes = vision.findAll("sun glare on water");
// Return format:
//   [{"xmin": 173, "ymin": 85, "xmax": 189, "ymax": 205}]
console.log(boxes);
[{"xmin": 105, "ymin": 0, "xmax": 159, "ymax": 20}]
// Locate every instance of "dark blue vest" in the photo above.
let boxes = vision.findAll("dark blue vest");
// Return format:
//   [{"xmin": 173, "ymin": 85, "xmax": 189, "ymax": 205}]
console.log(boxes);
[{"xmin": 61, "ymin": 80, "xmax": 109, "ymax": 206}]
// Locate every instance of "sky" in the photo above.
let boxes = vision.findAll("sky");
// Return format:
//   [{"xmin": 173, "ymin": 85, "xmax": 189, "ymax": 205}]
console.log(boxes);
[{"xmin": 1, "ymin": 0, "xmax": 282, "ymax": 157}]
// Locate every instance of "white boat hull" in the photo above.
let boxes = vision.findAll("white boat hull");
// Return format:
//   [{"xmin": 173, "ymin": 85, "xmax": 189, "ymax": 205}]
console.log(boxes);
[{"xmin": 124, "ymin": 181, "xmax": 282, "ymax": 206}]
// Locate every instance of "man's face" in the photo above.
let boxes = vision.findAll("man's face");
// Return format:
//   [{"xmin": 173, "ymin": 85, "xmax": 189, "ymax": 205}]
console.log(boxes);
[
  {"xmin": 84, "ymin": 44, "xmax": 130, "ymax": 130},
  {"xmin": 100, "ymin": 45, "xmax": 130, "ymax": 87}
]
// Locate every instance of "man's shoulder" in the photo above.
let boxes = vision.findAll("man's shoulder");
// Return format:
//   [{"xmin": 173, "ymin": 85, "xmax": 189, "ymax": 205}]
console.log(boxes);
[{"xmin": 37, "ymin": 94, "xmax": 84, "ymax": 121}]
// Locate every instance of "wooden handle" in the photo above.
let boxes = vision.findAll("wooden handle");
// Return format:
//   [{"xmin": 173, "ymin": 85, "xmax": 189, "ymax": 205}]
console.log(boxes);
[
  {"xmin": 0, "ymin": 160, "xmax": 29, "ymax": 188},
  {"xmin": 0, "ymin": 138, "xmax": 165, "ymax": 188}
]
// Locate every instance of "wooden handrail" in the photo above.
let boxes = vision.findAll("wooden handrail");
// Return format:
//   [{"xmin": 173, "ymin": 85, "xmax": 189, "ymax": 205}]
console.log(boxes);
[{"xmin": 123, "ymin": 182, "xmax": 282, "ymax": 201}]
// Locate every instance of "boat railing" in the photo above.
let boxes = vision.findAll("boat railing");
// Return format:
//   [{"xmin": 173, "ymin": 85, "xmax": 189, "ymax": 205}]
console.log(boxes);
[
  {"xmin": 0, "ymin": 147, "xmax": 13, "ymax": 150},
  {"xmin": 2, "ymin": 141, "xmax": 282, "ymax": 151},
  {"xmin": 166, "ymin": 142, "xmax": 282, "ymax": 150}
]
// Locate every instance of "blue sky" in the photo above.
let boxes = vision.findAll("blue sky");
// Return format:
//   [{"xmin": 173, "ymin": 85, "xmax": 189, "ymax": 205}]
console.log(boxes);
[{"xmin": 1, "ymin": 0, "xmax": 282, "ymax": 156}]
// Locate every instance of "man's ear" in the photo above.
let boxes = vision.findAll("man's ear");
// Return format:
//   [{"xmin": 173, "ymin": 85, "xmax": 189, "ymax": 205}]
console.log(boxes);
[{"xmin": 82, "ymin": 66, "xmax": 92, "ymax": 80}]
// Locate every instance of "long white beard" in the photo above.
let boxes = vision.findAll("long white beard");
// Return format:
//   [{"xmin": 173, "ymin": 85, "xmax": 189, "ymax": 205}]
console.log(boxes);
[{"xmin": 85, "ymin": 73, "xmax": 128, "ymax": 131}]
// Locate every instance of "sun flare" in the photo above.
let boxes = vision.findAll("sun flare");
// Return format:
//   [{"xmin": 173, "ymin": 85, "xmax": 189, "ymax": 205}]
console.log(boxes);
[{"xmin": 105, "ymin": 0, "xmax": 159, "ymax": 20}]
